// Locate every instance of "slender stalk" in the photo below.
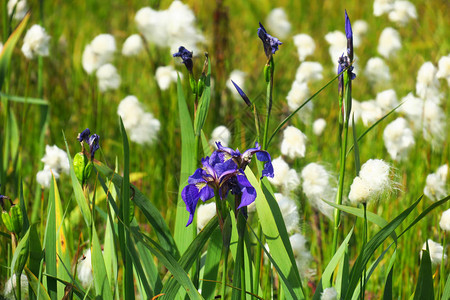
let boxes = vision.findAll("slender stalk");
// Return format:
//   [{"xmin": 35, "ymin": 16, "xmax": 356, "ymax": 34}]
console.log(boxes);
[
  {"xmin": 238, "ymin": 211, "xmax": 246, "ymax": 300},
  {"xmin": 262, "ymin": 57, "xmax": 274, "ymax": 150},
  {"xmin": 253, "ymin": 224, "xmax": 262, "ymax": 294},
  {"xmin": 361, "ymin": 203, "xmax": 368, "ymax": 300},
  {"xmin": 16, "ymin": 271, "xmax": 21, "ymax": 300}
]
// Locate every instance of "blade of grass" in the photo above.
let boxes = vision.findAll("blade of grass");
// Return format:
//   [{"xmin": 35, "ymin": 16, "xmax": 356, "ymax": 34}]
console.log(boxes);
[
  {"xmin": 45, "ymin": 176, "xmax": 57, "ymax": 300},
  {"xmin": 413, "ymin": 248, "xmax": 434, "ymax": 300},
  {"xmin": 0, "ymin": 92, "xmax": 48, "ymax": 105}
]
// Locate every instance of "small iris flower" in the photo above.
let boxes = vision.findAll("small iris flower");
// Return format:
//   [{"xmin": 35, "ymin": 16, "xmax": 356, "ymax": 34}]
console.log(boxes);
[
  {"xmin": 173, "ymin": 46, "xmax": 193, "ymax": 73},
  {"xmin": 231, "ymin": 80, "xmax": 252, "ymax": 107},
  {"xmin": 345, "ymin": 10, "xmax": 353, "ymax": 61},
  {"xmin": 77, "ymin": 128, "xmax": 100, "ymax": 159},
  {"xmin": 257, "ymin": 22, "xmax": 282, "ymax": 58},
  {"xmin": 181, "ymin": 143, "xmax": 273, "ymax": 226}
]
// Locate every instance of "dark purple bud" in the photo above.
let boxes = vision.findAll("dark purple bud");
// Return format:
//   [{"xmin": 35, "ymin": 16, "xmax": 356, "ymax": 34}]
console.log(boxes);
[
  {"xmin": 231, "ymin": 80, "xmax": 252, "ymax": 107},
  {"xmin": 345, "ymin": 10, "xmax": 354, "ymax": 61},
  {"xmin": 77, "ymin": 128, "xmax": 91, "ymax": 142},
  {"xmin": 257, "ymin": 22, "xmax": 282, "ymax": 58},
  {"xmin": 173, "ymin": 46, "xmax": 193, "ymax": 73},
  {"xmin": 88, "ymin": 134, "xmax": 100, "ymax": 159}
]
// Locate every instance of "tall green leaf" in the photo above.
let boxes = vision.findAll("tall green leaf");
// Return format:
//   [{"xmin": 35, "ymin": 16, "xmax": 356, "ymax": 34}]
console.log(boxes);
[
  {"xmin": 91, "ymin": 228, "xmax": 114, "ymax": 299},
  {"xmin": 193, "ymin": 57, "xmax": 211, "ymax": 136},
  {"xmin": 413, "ymin": 248, "xmax": 434, "ymax": 300},
  {"xmin": 174, "ymin": 76, "xmax": 197, "ymax": 255},
  {"xmin": 45, "ymin": 176, "xmax": 57, "ymax": 300}
]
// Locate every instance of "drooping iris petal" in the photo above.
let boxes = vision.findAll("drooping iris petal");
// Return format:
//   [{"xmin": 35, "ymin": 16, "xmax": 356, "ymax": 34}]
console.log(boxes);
[
  {"xmin": 173, "ymin": 46, "xmax": 193, "ymax": 72},
  {"xmin": 181, "ymin": 182, "xmax": 214, "ymax": 226},
  {"xmin": 77, "ymin": 128, "xmax": 91, "ymax": 142},
  {"xmin": 235, "ymin": 174, "xmax": 257, "ymax": 209},
  {"xmin": 187, "ymin": 168, "xmax": 207, "ymax": 184},
  {"xmin": 88, "ymin": 134, "xmax": 100, "ymax": 159},
  {"xmin": 256, "ymin": 151, "xmax": 274, "ymax": 178},
  {"xmin": 258, "ymin": 22, "xmax": 282, "ymax": 57}
]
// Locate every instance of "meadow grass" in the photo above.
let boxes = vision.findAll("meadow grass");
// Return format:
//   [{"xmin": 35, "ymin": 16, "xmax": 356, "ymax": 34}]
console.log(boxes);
[{"xmin": 0, "ymin": 0, "xmax": 449, "ymax": 299}]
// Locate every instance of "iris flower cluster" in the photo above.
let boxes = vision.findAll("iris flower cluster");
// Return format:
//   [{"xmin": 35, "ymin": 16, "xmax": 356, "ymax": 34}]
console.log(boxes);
[
  {"xmin": 182, "ymin": 142, "xmax": 273, "ymax": 226},
  {"xmin": 77, "ymin": 128, "xmax": 100, "ymax": 159}
]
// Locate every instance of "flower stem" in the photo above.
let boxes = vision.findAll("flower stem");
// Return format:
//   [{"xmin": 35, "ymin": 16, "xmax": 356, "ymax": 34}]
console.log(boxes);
[
  {"xmin": 221, "ymin": 243, "xmax": 230, "ymax": 299},
  {"xmin": 262, "ymin": 57, "xmax": 274, "ymax": 150}
]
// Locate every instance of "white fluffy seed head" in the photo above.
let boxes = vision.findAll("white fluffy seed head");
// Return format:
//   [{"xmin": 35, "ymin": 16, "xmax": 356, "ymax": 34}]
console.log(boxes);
[
  {"xmin": 424, "ymin": 164, "xmax": 449, "ymax": 201},
  {"xmin": 313, "ymin": 118, "xmax": 327, "ymax": 136},
  {"xmin": 376, "ymin": 89, "xmax": 398, "ymax": 113},
  {"xmin": 155, "ymin": 65, "xmax": 180, "ymax": 90},
  {"xmin": 373, "ymin": 0, "xmax": 395, "ymax": 17},
  {"xmin": 383, "ymin": 117, "xmax": 415, "ymax": 161},
  {"xmin": 416, "ymin": 61, "xmax": 441, "ymax": 103},
  {"xmin": 280, "ymin": 126, "xmax": 307, "ymax": 159},
  {"xmin": 117, "ymin": 95, "xmax": 160, "ymax": 145},
  {"xmin": 36, "ymin": 165, "xmax": 54, "ymax": 188},
  {"xmin": 77, "ymin": 249, "xmax": 94, "ymax": 288},
  {"xmin": 82, "ymin": 34, "xmax": 116, "ymax": 74},
  {"xmin": 440, "ymin": 209, "xmax": 450, "ymax": 232},
  {"xmin": 421, "ymin": 239, "xmax": 447, "ymax": 265},
  {"xmin": 96, "ymin": 64, "xmax": 121, "ymax": 92},
  {"xmin": 436, "ymin": 54, "xmax": 450, "ymax": 86},
  {"xmin": 7, "ymin": 0, "xmax": 28, "ymax": 20},
  {"xmin": 359, "ymin": 100, "xmax": 383, "ymax": 127},
  {"xmin": 275, "ymin": 193, "xmax": 299, "ymax": 234},
  {"xmin": 353, "ymin": 20, "xmax": 369, "ymax": 47},
  {"xmin": 295, "ymin": 62, "xmax": 323, "ymax": 84},
  {"xmin": 377, "ymin": 27, "xmax": 401, "ymax": 59},
  {"xmin": 348, "ymin": 159, "xmax": 394, "ymax": 204},
  {"xmin": 364, "ymin": 57, "xmax": 391, "ymax": 86},
  {"xmin": 266, "ymin": 8, "xmax": 291, "ymax": 39},
  {"xmin": 3, "ymin": 273, "xmax": 28, "ymax": 299},
  {"xmin": 209, "ymin": 125, "xmax": 231, "ymax": 147},
  {"xmin": 41, "ymin": 145, "xmax": 70, "ymax": 175},
  {"xmin": 22, "ymin": 24, "xmax": 51, "ymax": 59},
  {"xmin": 388, "ymin": 1, "xmax": 417, "ymax": 26},
  {"xmin": 197, "ymin": 202, "xmax": 216, "ymax": 232},
  {"xmin": 122, "ymin": 34, "xmax": 144, "ymax": 56},
  {"xmin": 325, "ymin": 30, "xmax": 346, "ymax": 64},
  {"xmin": 301, "ymin": 163, "xmax": 336, "ymax": 219},
  {"xmin": 268, "ymin": 157, "xmax": 301, "ymax": 193},
  {"xmin": 289, "ymin": 233, "xmax": 315, "ymax": 279},
  {"xmin": 293, "ymin": 34, "xmax": 315, "ymax": 61},
  {"xmin": 321, "ymin": 287, "xmax": 338, "ymax": 300},
  {"xmin": 286, "ymin": 81, "xmax": 313, "ymax": 123}
]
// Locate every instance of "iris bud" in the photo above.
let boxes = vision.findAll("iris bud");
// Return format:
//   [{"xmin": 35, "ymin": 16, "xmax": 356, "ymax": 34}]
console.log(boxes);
[
  {"xmin": 14, "ymin": 236, "xmax": 29, "ymax": 275},
  {"xmin": 10, "ymin": 205, "xmax": 23, "ymax": 235},
  {"xmin": 189, "ymin": 75, "xmax": 197, "ymax": 95},
  {"xmin": 264, "ymin": 64, "xmax": 271, "ymax": 83},
  {"xmin": 198, "ymin": 75, "xmax": 205, "ymax": 98},
  {"xmin": 2, "ymin": 211, "xmax": 14, "ymax": 232},
  {"xmin": 74, "ymin": 152, "xmax": 93, "ymax": 185}
]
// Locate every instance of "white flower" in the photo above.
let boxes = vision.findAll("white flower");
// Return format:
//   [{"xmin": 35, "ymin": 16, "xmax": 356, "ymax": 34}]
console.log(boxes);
[
  {"xmin": 275, "ymin": 193, "xmax": 299, "ymax": 234},
  {"xmin": 295, "ymin": 61, "xmax": 323, "ymax": 83},
  {"xmin": 301, "ymin": 163, "xmax": 336, "ymax": 219},
  {"xmin": 266, "ymin": 8, "xmax": 291, "ymax": 39},
  {"xmin": 421, "ymin": 239, "xmax": 447, "ymax": 265},
  {"xmin": 293, "ymin": 34, "xmax": 315, "ymax": 61},
  {"xmin": 3, "ymin": 273, "xmax": 28, "ymax": 299},
  {"xmin": 376, "ymin": 89, "xmax": 398, "ymax": 113},
  {"xmin": 41, "ymin": 145, "xmax": 70, "ymax": 175},
  {"xmin": 388, "ymin": 1, "xmax": 417, "ymax": 26},
  {"xmin": 155, "ymin": 65, "xmax": 180, "ymax": 90},
  {"xmin": 321, "ymin": 287, "xmax": 338, "ymax": 300},
  {"xmin": 36, "ymin": 165, "xmax": 53, "ymax": 188},
  {"xmin": 424, "ymin": 164, "xmax": 448, "ymax": 202},
  {"xmin": 440, "ymin": 209, "xmax": 450, "ymax": 232},
  {"xmin": 364, "ymin": 57, "xmax": 391, "ymax": 86},
  {"xmin": 82, "ymin": 34, "xmax": 116, "ymax": 74},
  {"xmin": 416, "ymin": 62, "xmax": 442, "ymax": 103},
  {"xmin": 21, "ymin": 24, "xmax": 51, "ymax": 59},
  {"xmin": 0, "ymin": 42, "xmax": 3, "ymax": 53},
  {"xmin": 135, "ymin": 2, "xmax": 205, "ymax": 53},
  {"xmin": 383, "ymin": 117, "xmax": 415, "ymax": 161},
  {"xmin": 348, "ymin": 159, "xmax": 393, "ymax": 204},
  {"xmin": 422, "ymin": 100, "xmax": 446, "ymax": 147},
  {"xmin": 226, "ymin": 70, "xmax": 247, "ymax": 99},
  {"xmin": 353, "ymin": 20, "xmax": 368, "ymax": 47},
  {"xmin": 286, "ymin": 81, "xmax": 313, "ymax": 123},
  {"xmin": 122, "ymin": 34, "xmax": 144, "ymax": 56},
  {"xmin": 96, "ymin": 64, "xmax": 121, "ymax": 92},
  {"xmin": 377, "ymin": 27, "xmax": 401, "ymax": 59},
  {"xmin": 290, "ymin": 233, "xmax": 315, "ymax": 279},
  {"xmin": 436, "ymin": 54, "xmax": 450, "ymax": 86},
  {"xmin": 77, "ymin": 249, "xmax": 94, "ymax": 288},
  {"xmin": 325, "ymin": 30, "xmax": 347, "ymax": 64},
  {"xmin": 313, "ymin": 118, "xmax": 326, "ymax": 136},
  {"xmin": 373, "ymin": 0, "xmax": 395, "ymax": 16},
  {"xmin": 280, "ymin": 126, "xmax": 307, "ymax": 159},
  {"xmin": 359, "ymin": 100, "xmax": 383, "ymax": 126},
  {"xmin": 197, "ymin": 202, "xmax": 216, "ymax": 232},
  {"xmin": 7, "ymin": 0, "xmax": 28, "ymax": 20},
  {"xmin": 118, "ymin": 96, "xmax": 160, "ymax": 145},
  {"xmin": 209, "ymin": 125, "xmax": 231, "ymax": 147},
  {"xmin": 399, "ymin": 92, "xmax": 422, "ymax": 123},
  {"xmin": 268, "ymin": 157, "xmax": 301, "ymax": 193}
]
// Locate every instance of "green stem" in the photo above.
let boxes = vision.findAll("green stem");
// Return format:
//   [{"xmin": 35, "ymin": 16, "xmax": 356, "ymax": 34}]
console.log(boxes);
[
  {"xmin": 238, "ymin": 211, "xmax": 246, "ymax": 300},
  {"xmin": 253, "ymin": 224, "xmax": 262, "ymax": 294},
  {"xmin": 361, "ymin": 203, "xmax": 367, "ymax": 300},
  {"xmin": 262, "ymin": 57, "xmax": 274, "ymax": 150},
  {"xmin": 16, "ymin": 271, "xmax": 21, "ymax": 300}
]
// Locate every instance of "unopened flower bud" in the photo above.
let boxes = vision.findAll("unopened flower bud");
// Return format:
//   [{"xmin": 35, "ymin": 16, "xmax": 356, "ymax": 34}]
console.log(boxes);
[{"xmin": 73, "ymin": 152, "xmax": 93, "ymax": 185}]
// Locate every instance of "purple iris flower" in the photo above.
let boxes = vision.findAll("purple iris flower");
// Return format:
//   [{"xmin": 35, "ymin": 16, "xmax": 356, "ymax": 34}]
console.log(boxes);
[
  {"xmin": 215, "ymin": 141, "xmax": 274, "ymax": 179},
  {"xmin": 173, "ymin": 46, "xmax": 193, "ymax": 72},
  {"xmin": 181, "ymin": 143, "xmax": 272, "ymax": 226},
  {"xmin": 257, "ymin": 22, "xmax": 282, "ymax": 58},
  {"xmin": 77, "ymin": 128, "xmax": 100, "ymax": 159},
  {"xmin": 345, "ymin": 10, "xmax": 353, "ymax": 61},
  {"xmin": 231, "ymin": 80, "xmax": 252, "ymax": 107},
  {"xmin": 337, "ymin": 54, "xmax": 356, "ymax": 80},
  {"xmin": 77, "ymin": 128, "xmax": 91, "ymax": 142}
]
